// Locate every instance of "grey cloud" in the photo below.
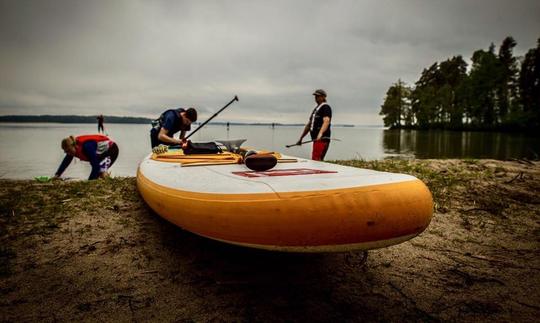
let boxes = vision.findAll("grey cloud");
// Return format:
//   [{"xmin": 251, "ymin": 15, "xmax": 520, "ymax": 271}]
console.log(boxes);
[{"xmin": 1, "ymin": 0, "xmax": 539, "ymax": 124}]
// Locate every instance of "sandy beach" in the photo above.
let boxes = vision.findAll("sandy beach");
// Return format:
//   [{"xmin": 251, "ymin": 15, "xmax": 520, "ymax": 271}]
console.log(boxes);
[{"xmin": 1, "ymin": 159, "xmax": 539, "ymax": 322}]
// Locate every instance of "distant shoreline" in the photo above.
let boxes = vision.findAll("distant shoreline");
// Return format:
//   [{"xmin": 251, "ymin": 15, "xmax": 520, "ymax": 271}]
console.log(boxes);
[
  {"xmin": 0, "ymin": 115, "xmax": 359, "ymax": 127},
  {"xmin": 0, "ymin": 115, "xmax": 152, "ymax": 124}
]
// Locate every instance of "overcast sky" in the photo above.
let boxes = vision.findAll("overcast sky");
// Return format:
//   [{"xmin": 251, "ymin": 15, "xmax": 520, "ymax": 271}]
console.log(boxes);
[{"xmin": 1, "ymin": 0, "xmax": 539, "ymax": 125}]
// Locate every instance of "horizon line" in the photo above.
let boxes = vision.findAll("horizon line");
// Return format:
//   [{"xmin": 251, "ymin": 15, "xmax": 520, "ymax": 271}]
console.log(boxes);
[{"xmin": 0, "ymin": 114, "xmax": 385, "ymax": 127}]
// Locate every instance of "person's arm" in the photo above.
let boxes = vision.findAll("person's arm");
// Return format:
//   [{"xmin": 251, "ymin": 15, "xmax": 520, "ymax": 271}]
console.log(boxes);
[
  {"xmin": 55, "ymin": 154, "xmax": 74, "ymax": 177},
  {"xmin": 83, "ymin": 141, "xmax": 101, "ymax": 180},
  {"xmin": 179, "ymin": 130, "xmax": 186, "ymax": 140},
  {"xmin": 296, "ymin": 123, "xmax": 311, "ymax": 145},
  {"xmin": 316, "ymin": 116, "xmax": 331, "ymax": 140},
  {"xmin": 157, "ymin": 127, "xmax": 183, "ymax": 145},
  {"xmin": 157, "ymin": 111, "xmax": 184, "ymax": 145}
]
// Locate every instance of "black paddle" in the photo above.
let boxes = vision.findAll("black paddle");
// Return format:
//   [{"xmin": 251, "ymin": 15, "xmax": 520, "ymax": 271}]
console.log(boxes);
[
  {"xmin": 185, "ymin": 95, "xmax": 239, "ymax": 140},
  {"xmin": 285, "ymin": 137, "xmax": 341, "ymax": 148}
]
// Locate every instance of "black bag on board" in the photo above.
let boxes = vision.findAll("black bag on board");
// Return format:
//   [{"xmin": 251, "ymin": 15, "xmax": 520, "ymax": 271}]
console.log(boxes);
[{"xmin": 183, "ymin": 141, "xmax": 222, "ymax": 155}]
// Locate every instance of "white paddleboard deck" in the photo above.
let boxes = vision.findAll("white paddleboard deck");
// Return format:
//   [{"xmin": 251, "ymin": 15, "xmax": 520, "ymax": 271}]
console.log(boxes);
[{"xmin": 139, "ymin": 153, "xmax": 418, "ymax": 194}]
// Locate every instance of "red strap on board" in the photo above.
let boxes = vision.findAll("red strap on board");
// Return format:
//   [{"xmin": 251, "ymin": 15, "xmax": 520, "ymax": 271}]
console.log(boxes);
[{"xmin": 232, "ymin": 168, "xmax": 337, "ymax": 178}]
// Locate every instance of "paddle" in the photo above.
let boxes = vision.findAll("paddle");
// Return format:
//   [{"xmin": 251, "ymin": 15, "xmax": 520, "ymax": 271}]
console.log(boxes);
[
  {"xmin": 185, "ymin": 95, "xmax": 239, "ymax": 140},
  {"xmin": 285, "ymin": 137, "xmax": 341, "ymax": 148}
]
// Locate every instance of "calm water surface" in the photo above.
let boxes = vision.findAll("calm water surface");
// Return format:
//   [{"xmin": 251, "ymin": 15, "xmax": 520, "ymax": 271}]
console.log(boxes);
[{"xmin": 0, "ymin": 123, "xmax": 538, "ymax": 179}]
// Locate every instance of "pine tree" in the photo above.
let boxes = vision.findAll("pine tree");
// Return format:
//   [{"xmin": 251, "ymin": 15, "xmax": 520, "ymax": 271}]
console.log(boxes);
[
  {"xmin": 438, "ymin": 56, "xmax": 468, "ymax": 127},
  {"xmin": 519, "ymin": 38, "xmax": 540, "ymax": 129},
  {"xmin": 379, "ymin": 79, "xmax": 411, "ymax": 128},
  {"xmin": 497, "ymin": 36, "xmax": 519, "ymax": 123},
  {"xmin": 468, "ymin": 44, "xmax": 502, "ymax": 127},
  {"xmin": 411, "ymin": 63, "xmax": 440, "ymax": 128}
]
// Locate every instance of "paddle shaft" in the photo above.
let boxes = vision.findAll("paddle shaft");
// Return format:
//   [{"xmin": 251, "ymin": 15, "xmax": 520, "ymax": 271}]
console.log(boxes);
[
  {"xmin": 285, "ymin": 137, "xmax": 340, "ymax": 148},
  {"xmin": 185, "ymin": 95, "xmax": 239, "ymax": 140}
]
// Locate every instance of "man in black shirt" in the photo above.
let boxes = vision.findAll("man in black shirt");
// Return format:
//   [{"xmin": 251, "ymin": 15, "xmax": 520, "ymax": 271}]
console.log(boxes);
[{"xmin": 296, "ymin": 89, "xmax": 332, "ymax": 161}]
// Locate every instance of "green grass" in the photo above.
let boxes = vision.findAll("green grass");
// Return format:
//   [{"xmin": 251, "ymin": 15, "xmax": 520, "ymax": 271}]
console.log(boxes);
[
  {"xmin": 0, "ymin": 178, "xmax": 139, "ymax": 277},
  {"xmin": 330, "ymin": 159, "xmax": 495, "ymax": 213}
]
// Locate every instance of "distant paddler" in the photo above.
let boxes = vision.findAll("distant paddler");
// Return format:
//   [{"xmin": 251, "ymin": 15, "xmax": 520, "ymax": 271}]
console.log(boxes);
[
  {"xmin": 54, "ymin": 134, "xmax": 119, "ymax": 180},
  {"xmin": 96, "ymin": 114, "xmax": 105, "ymax": 133}
]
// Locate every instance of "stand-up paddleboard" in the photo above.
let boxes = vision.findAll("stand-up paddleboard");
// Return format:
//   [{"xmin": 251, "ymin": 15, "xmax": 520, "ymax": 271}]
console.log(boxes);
[{"xmin": 137, "ymin": 149, "xmax": 433, "ymax": 253}]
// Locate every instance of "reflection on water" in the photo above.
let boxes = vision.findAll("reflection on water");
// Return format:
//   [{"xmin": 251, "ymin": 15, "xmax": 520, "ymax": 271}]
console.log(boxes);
[{"xmin": 383, "ymin": 129, "xmax": 540, "ymax": 159}]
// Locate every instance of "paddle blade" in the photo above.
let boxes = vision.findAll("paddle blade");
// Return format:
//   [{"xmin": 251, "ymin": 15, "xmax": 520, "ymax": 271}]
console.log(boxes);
[
  {"xmin": 215, "ymin": 139, "xmax": 247, "ymax": 152},
  {"xmin": 244, "ymin": 153, "xmax": 278, "ymax": 171}
]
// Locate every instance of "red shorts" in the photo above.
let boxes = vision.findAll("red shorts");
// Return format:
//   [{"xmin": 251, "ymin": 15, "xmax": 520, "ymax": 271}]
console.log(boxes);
[{"xmin": 312, "ymin": 140, "xmax": 330, "ymax": 161}]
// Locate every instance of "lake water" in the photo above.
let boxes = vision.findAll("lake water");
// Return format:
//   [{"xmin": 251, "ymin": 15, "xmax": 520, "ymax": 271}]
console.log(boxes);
[{"xmin": 0, "ymin": 123, "xmax": 538, "ymax": 179}]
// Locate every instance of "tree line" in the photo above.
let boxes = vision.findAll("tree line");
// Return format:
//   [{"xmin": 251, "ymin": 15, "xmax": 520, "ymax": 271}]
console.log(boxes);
[{"xmin": 380, "ymin": 37, "xmax": 540, "ymax": 132}]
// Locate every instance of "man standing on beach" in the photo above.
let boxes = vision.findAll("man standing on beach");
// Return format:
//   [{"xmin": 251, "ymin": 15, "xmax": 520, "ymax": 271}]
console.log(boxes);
[
  {"xmin": 150, "ymin": 107, "xmax": 198, "ymax": 148},
  {"xmin": 296, "ymin": 89, "xmax": 333, "ymax": 161}
]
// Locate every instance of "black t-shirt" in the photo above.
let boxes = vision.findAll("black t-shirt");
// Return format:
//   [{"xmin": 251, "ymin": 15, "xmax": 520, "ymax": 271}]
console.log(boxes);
[{"xmin": 309, "ymin": 103, "xmax": 332, "ymax": 140}]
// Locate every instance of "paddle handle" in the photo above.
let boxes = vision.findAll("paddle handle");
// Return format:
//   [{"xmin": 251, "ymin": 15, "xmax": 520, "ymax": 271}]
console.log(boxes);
[
  {"xmin": 185, "ymin": 95, "xmax": 239, "ymax": 140},
  {"xmin": 285, "ymin": 137, "xmax": 339, "ymax": 148}
]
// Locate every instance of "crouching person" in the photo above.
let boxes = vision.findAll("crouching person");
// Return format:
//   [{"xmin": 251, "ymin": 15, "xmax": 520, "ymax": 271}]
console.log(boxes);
[{"xmin": 54, "ymin": 134, "xmax": 119, "ymax": 180}]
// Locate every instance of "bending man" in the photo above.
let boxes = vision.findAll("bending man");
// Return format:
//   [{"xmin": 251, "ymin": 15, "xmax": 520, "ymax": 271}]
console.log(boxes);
[
  {"xmin": 150, "ymin": 107, "xmax": 198, "ymax": 148},
  {"xmin": 55, "ymin": 134, "xmax": 119, "ymax": 180}
]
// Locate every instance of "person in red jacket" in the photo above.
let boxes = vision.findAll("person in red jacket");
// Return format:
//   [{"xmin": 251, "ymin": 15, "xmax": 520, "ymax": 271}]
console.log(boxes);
[{"xmin": 54, "ymin": 134, "xmax": 119, "ymax": 180}]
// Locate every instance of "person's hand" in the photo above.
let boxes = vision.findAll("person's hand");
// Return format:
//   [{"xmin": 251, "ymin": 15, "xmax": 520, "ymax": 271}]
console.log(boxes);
[
  {"xmin": 99, "ymin": 171, "xmax": 110, "ymax": 179},
  {"xmin": 316, "ymin": 134, "xmax": 323, "ymax": 141},
  {"xmin": 296, "ymin": 139, "xmax": 302, "ymax": 146},
  {"xmin": 181, "ymin": 139, "xmax": 190, "ymax": 150}
]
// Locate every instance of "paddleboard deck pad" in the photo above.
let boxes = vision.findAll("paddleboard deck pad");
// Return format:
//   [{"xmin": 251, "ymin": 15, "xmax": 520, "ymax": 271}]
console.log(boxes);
[{"xmin": 137, "ymin": 150, "xmax": 433, "ymax": 252}]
